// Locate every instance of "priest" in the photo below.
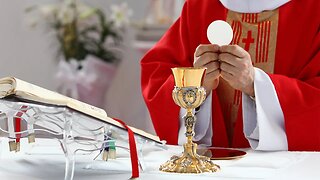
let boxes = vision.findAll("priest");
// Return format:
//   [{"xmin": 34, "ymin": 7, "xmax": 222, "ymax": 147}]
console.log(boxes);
[{"xmin": 141, "ymin": 0, "xmax": 320, "ymax": 151}]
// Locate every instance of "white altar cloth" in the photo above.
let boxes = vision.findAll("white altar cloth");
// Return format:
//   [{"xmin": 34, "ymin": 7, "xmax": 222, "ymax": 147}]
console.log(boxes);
[{"xmin": 0, "ymin": 138, "xmax": 319, "ymax": 180}]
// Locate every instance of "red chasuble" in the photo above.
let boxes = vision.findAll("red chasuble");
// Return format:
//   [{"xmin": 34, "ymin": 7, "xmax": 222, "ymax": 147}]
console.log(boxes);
[{"xmin": 141, "ymin": 0, "xmax": 320, "ymax": 151}]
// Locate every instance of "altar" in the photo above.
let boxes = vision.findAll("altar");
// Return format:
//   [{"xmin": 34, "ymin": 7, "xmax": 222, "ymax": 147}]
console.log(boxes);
[
  {"xmin": 0, "ymin": 77, "xmax": 319, "ymax": 180},
  {"xmin": 0, "ymin": 137, "xmax": 319, "ymax": 180}
]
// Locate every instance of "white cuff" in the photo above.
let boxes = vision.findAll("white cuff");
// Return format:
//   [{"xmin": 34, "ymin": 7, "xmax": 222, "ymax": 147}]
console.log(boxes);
[
  {"xmin": 178, "ymin": 93, "xmax": 212, "ymax": 146},
  {"xmin": 243, "ymin": 68, "xmax": 288, "ymax": 151}
]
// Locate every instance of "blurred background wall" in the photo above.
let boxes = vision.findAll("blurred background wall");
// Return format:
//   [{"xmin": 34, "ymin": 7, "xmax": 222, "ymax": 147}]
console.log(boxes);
[{"xmin": 0, "ymin": 0, "xmax": 150, "ymax": 90}]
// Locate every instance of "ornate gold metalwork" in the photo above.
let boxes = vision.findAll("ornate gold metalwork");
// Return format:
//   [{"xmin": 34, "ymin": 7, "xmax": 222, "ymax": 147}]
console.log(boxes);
[{"xmin": 160, "ymin": 67, "xmax": 220, "ymax": 173}]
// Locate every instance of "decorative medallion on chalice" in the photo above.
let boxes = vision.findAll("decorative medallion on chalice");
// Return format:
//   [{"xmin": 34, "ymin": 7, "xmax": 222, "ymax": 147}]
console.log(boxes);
[{"xmin": 159, "ymin": 67, "xmax": 220, "ymax": 173}]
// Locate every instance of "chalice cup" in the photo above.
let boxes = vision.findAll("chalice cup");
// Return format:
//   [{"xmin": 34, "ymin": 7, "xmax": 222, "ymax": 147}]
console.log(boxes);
[{"xmin": 159, "ymin": 67, "xmax": 220, "ymax": 173}]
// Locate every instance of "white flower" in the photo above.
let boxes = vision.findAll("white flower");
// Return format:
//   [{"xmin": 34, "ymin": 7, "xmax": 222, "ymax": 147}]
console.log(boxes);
[
  {"xmin": 110, "ymin": 2, "xmax": 133, "ymax": 28},
  {"xmin": 57, "ymin": 1, "xmax": 76, "ymax": 25},
  {"xmin": 39, "ymin": 5, "xmax": 58, "ymax": 20}
]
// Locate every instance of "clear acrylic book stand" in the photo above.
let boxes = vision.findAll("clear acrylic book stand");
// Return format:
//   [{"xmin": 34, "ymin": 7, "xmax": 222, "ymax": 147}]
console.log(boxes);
[{"xmin": 0, "ymin": 98, "xmax": 165, "ymax": 180}]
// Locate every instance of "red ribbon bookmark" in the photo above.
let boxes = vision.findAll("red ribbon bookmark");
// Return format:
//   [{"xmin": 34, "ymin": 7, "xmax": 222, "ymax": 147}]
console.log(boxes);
[
  {"xmin": 14, "ymin": 105, "xmax": 28, "ymax": 144},
  {"xmin": 113, "ymin": 118, "xmax": 139, "ymax": 178}
]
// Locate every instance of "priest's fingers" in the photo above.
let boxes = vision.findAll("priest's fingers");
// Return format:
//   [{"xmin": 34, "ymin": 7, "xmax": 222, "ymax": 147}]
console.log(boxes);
[
  {"xmin": 194, "ymin": 52, "xmax": 219, "ymax": 67},
  {"xmin": 203, "ymin": 69, "xmax": 220, "ymax": 92},
  {"xmin": 204, "ymin": 60, "xmax": 220, "ymax": 74},
  {"xmin": 206, "ymin": 68, "xmax": 220, "ymax": 80},
  {"xmin": 220, "ymin": 45, "xmax": 247, "ymax": 58},
  {"xmin": 220, "ymin": 70, "xmax": 233, "ymax": 83},
  {"xmin": 194, "ymin": 44, "xmax": 220, "ymax": 57},
  {"xmin": 219, "ymin": 52, "xmax": 242, "ymax": 67},
  {"xmin": 220, "ymin": 61, "xmax": 238, "ymax": 76}
]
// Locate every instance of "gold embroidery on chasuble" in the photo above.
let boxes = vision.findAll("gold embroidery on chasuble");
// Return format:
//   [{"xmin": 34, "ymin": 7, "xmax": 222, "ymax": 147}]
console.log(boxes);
[{"xmin": 216, "ymin": 9, "xmax": 279, "ymax": 144}]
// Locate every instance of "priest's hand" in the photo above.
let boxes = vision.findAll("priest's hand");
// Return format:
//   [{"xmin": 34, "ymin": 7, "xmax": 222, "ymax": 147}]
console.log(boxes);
[
  {"xmin": 219, "ymin": 45, "xmax": 255, "ymax": 97},
  {"xmin": 194, "ymin": 44, "xmax": 220, "ymax": 93}
]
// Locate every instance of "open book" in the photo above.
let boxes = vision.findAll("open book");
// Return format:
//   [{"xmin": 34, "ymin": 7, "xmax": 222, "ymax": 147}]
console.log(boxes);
[{"xmin": 0, "ymin": 76, "xmax": 161, "ymax": 144}]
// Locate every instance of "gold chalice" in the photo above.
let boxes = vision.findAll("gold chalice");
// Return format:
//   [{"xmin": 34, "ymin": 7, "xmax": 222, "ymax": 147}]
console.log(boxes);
[{"xmin": 159, "ymin": 67, "xmax": 220, "ymax": 173}]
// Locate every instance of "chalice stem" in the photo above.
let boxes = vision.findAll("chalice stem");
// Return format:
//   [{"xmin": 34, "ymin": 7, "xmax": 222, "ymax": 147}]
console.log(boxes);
[{"xmin": 184, "ymin": 109, "xmax": 195, "ymax": 144}]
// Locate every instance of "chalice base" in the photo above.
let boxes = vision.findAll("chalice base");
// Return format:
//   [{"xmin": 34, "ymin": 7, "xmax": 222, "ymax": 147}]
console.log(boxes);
[{"xmin": 159, "ymin": 142, "xmax": 220, "ymax": 173}]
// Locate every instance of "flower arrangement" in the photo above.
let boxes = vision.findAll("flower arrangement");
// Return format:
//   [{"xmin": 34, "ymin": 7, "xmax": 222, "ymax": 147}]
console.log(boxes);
[{"xmin": 27, "ymin": 0, "xmax": 132, "ymax": 65}]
